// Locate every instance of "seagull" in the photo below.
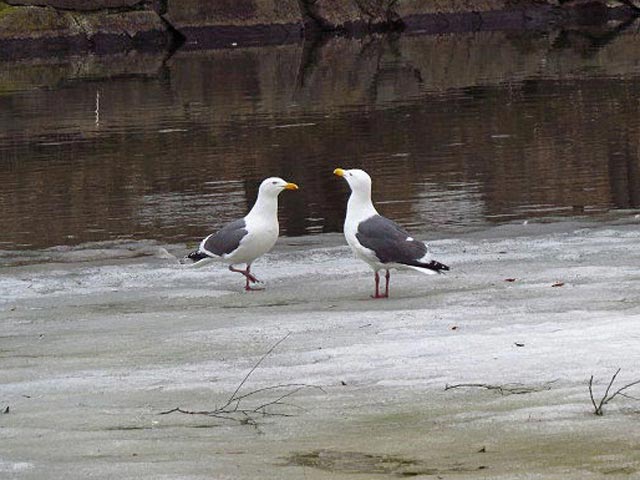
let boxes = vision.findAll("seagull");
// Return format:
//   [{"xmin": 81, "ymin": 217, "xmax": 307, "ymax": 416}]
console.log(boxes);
[
  {"xmin": 184, "ymin": 177, "xmax": 299, "ymax": 291},
  {"xmin": 333, "ymin": 168, "xmax": 449, "ymax": 298}
]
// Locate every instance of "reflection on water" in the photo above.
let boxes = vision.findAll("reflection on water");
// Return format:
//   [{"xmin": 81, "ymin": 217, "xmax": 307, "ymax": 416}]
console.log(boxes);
[{"xmin": 1, "ymin": 26, "xmax": 640, "ymax": 249}]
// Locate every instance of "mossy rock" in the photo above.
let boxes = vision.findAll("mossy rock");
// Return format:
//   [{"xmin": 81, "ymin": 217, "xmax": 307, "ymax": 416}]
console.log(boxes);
[
  {"xmin": 0, "ymin": 2, "xmax": 168, "ymax": 49},
  {"xmin": 5, "ymin": 0, "xmax": 143, "ymax": 10},
  {"xmin": 0, "ymin": 1, "xmax": 15, "ymax": 15},
  {"xmin": 74, "ymin": 10, "xmax": 166, "ymax": 37},
  {"xmin": 164, "ymin": 0, "xmax": 301, "ymax": 28},
  {"xmin": 0, "ymin": 5, "xmax": 79, "ymax": 39}
]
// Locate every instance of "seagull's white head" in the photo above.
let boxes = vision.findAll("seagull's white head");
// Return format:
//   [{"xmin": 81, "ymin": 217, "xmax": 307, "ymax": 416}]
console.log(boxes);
[
  {"xmin": 333, "ymin": 168, "xmax": 372, "ymax": 195},
  {"xmin": 258, "ymin": 177, "xmax": 299, "ymax": 197}
]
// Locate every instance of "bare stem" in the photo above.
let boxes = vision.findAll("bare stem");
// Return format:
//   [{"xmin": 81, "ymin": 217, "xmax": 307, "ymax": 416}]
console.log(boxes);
[
  {"xmin": 588, "ymin": 375, "xmax": 599, "ymax": 414},
  {"xmin": 158, "ymin": 333, "xmax": 324, "ymax": 425},
  {"xmin": 588, "ymin": 369, "xmax": 640, "ymax": 416},
  {"xmin": 220, "ymin": 332, "xmax": 292, "ymax": 411},
  {"xmin": 444, "ymin": 381, "xmax": 556, "ymax": 396}
]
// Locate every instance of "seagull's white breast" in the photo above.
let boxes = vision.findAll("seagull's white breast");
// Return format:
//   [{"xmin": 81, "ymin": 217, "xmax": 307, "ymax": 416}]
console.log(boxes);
[
  {"xmin": 345, "ymin": 222, "xmax": 381, "ymax": 269},
  {"xmin": 226, "ymin": 214, "xmax": 278, "ymax": 264},
  {"xmin": 343, "ymin": 197, "xmax": 382, "ymax": 269}
]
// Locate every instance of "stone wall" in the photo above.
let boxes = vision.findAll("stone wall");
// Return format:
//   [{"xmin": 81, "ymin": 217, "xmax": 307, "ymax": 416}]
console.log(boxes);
[
  {"xmin": 5, "ymin": 0, "xmax": 144, "ymax": 9},
  {"xmin": 297, "ymin": 0, "xmax": 401, "ymax": 31},
  {"xmin": 164, "ymin": 0, "xmax": 301, "ymax": 28},
  {"xmin": 0, "ymin": 1, "xmax": 171, "ymax": 55},
  {"xmin": 0, "ymin": 0, "xmax": 634, "ymax": 56},
  {"xmin": 163, "ymin": 0, "xmax": 302, "ymax": 48}
]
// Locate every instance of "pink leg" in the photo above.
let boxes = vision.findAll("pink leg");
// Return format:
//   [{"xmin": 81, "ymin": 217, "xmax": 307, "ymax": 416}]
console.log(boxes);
[
  {"xmin": 229, "ymin": 264, "xmax": 262, "ymax": 291},
  {"xmin": 371, "ymin": 271, "xmax": 384, "ymax": 299},
  {"xmin": 384, "ymin": 270, "xmax": 390, "ymax": 298},
  {"xmin": 245, "ymin": 264, "xmax": 259, "ymax": 284}
]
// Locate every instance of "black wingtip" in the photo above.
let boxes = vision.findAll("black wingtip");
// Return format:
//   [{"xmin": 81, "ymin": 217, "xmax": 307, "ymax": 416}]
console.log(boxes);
[
  {"xmin": 186, "ymin": 250, "xmax": 208, "ymax": 262},
  {"xmin": 423, "ymin": 260, "xmax": 450, "ymax": 273}
]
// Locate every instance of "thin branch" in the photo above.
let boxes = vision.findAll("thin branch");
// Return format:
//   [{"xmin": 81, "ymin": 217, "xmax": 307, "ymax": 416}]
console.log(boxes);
[
  {"xmin": 253, "ymin": 386, "xmax": 308, "ymax": 413},
  {"xmin": 158, "ymin": 407, "xmax": 242, "ymax": 422},
  {"xmin": 158, "ymin": 333, "xmax": 324, "ymax": 426},
  {"xmin": 617, "ymin": 392, "xmax": 640, "ymax": 401},
  {"xmin": 600, "ymin": 368, "xmax": 621, "ymax": 409},
  {"xmin": 588, "ymin": 375, "xmax": 599, "ymax": 413},
  {"xmin": 602, "ymin": 378, "xmax": 640, "ymax": 406},
  {"xmin": 221, "ymin": 332, "xmax": 292, "ymax": 411},
  {"xmin": 445, "ymin": 381, "xmax": 556, "ymax": 396},
  {"xmin": 588, "ymin": 369, "xmax": 640, "ymax": 416},
  {"xmin": 230, "ymin": 383, "xmax": 325, "ymax": 403},
  {"xmin": 445, "ymin": 383, "xmax": 508, "ymax": 394}
]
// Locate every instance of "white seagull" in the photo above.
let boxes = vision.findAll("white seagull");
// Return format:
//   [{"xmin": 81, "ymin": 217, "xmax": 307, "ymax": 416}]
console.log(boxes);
[
  {"xmin": 185, "ymin": 177, "xmax": 299, "ymax": 291},
  {"xmin": 333, "ymin": 168, "xmax": 449, "ymax": 298}
]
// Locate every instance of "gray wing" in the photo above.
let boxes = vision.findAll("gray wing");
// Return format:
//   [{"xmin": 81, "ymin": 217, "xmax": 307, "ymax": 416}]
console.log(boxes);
[
  {"xmin": 356, "ymin": 215, "xmax": 428, "ymax": 265},
  {"xmin": 199, "ymin": 218, "xmax": 248, "ymax": 257}
]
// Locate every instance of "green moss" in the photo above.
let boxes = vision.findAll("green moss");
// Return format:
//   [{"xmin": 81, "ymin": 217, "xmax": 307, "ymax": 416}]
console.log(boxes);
[
  {"xmin": 0, "ymin": 2, "xmax": 17, "ymax": 17},
  {"xmin": 0, "ymin": 5, "xmax": 73, "ymax": 35}
]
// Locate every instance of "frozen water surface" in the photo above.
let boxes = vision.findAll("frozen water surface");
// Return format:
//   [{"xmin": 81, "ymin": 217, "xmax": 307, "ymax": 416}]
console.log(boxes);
[{"xmin": 2, "ymin": 215, "xmax": 640, "ymax": 479}]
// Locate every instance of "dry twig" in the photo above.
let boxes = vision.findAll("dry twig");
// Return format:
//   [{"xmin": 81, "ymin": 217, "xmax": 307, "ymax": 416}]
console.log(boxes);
[
  {"xmin": 445, "ymin": 381, "xmax": 556, "ymax": 396},
  {"xmin": 588, "ymin": 368, "xmax": 640, "ymax": 416},
  {"xmin": 159, "ymin": 333, "xmax": 324, "ymax": 425}
]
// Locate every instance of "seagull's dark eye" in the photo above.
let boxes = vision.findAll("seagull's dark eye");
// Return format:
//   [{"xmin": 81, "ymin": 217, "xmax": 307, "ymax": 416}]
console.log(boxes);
[{"xmin": 272, "ymin": 181, "xmax": 278, "ymax": 185}]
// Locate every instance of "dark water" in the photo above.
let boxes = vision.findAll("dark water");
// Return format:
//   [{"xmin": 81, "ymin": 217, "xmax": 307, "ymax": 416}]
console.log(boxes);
[{"xmin": 1, "ymin": 27, "xmax": 640, "ymax": 249}]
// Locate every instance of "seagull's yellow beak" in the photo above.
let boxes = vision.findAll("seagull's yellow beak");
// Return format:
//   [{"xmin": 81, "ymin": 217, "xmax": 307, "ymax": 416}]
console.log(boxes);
[
  {"xmin": 284, "ymin": 182, "xmax": 299, "ymax": 190},
  {"xmin": 333, "ymin": 168, "xmax": 345, "ymax": 177}
]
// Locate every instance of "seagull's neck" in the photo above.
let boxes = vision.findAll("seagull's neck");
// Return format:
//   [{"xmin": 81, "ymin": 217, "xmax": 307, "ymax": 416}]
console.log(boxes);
[
  {"xmin": 246, "ymin": 192, "xmax": 278, "ymax": 224},
  {"xmin": 347, "ymin": 189, "xmax": 378, "ymax": 222}
]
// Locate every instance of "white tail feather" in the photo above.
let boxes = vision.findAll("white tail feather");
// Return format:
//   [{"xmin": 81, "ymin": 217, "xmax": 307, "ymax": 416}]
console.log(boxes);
[
  {"xmin": 181, "ymin": 256, "xmax": 217, "ymax": 268},
  {"xmin": 407, "ymin": 265, "xmax": 438, "ymax": 275}
]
